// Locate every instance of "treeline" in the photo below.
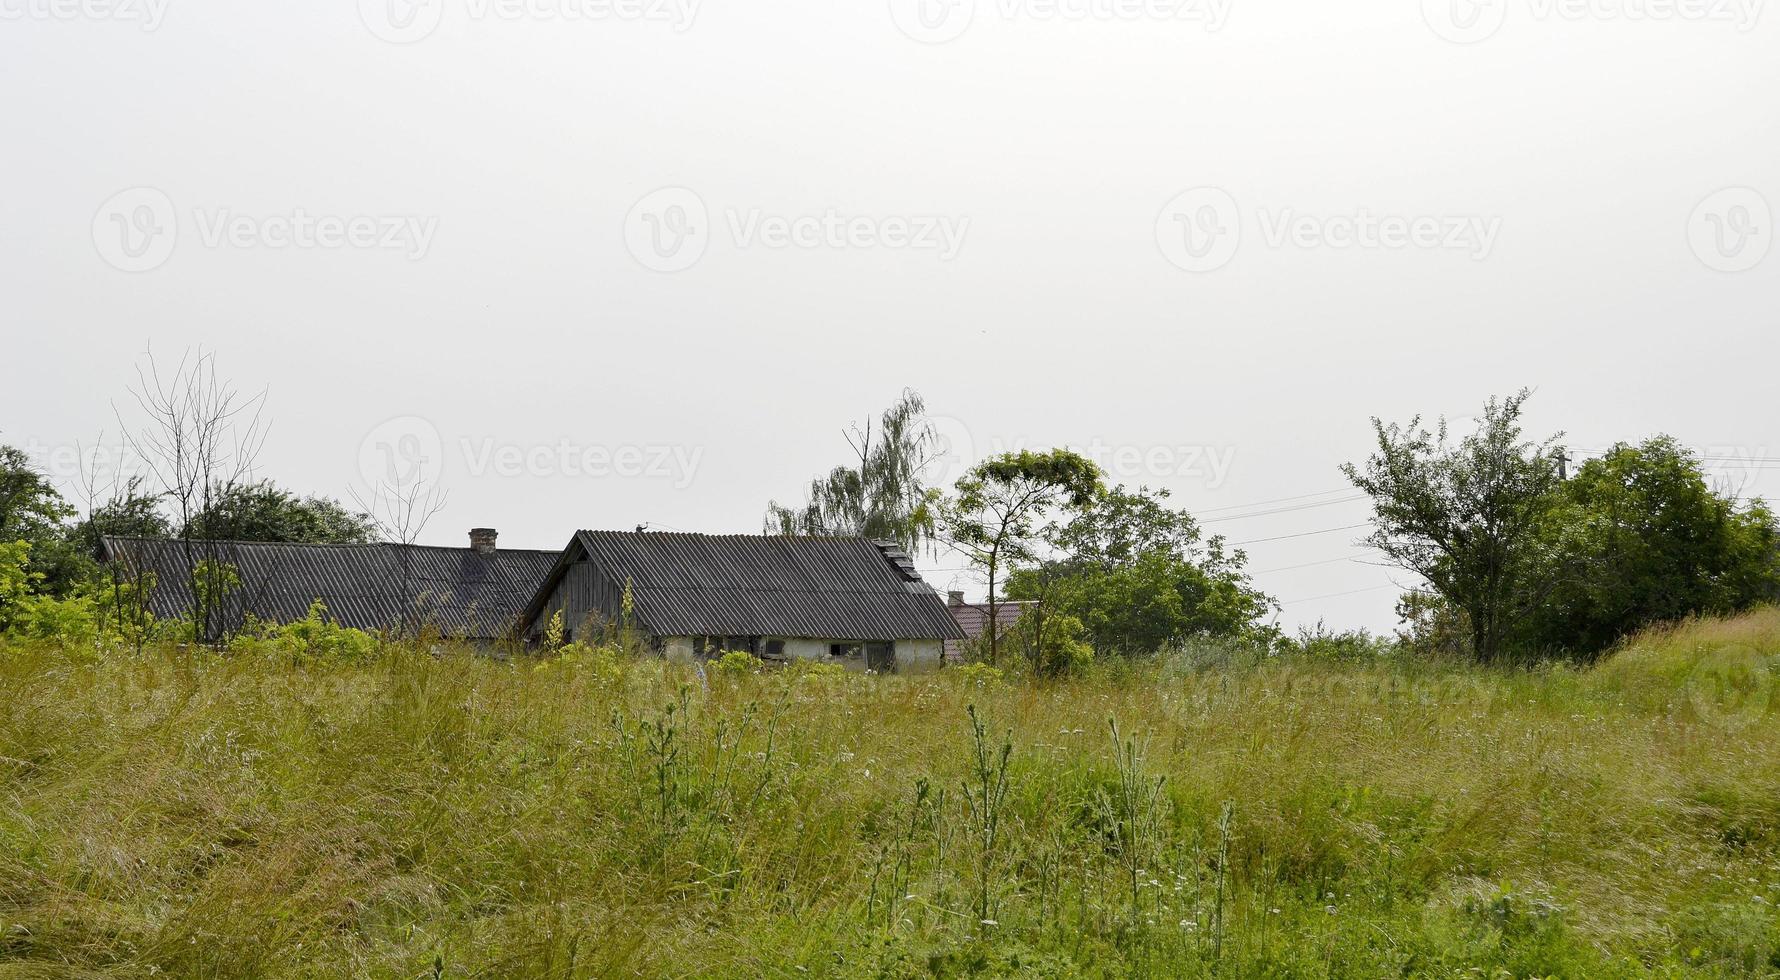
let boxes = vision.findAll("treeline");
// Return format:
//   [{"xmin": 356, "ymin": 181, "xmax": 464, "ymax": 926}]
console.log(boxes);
[
  {"xmin": 1347, "ymin": 390, "xmax": 1779, "ymax": 662},
  {"xmin": 0, "ymin": 444, "xmax": 377, "ymax": 599},
  {"xmin": 769, "ymin": 390, "xmax": 1780, "ymax": 671},
  {"xmin": 0, "ymin": 350, "xmax": 415, "ymax": 647},
  {"xmin": 5, "ymin": 377, "xmax": 1775, "ymax": 670},
  {"xmin": 0, "ymin": 444, "xmax": 379, "ymax": 644}
]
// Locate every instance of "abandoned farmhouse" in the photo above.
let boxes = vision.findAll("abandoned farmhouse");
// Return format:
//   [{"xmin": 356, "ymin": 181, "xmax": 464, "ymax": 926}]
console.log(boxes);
[{"xmin": 100, "ymin": 528, "xmax": 973, "ymax": 672}]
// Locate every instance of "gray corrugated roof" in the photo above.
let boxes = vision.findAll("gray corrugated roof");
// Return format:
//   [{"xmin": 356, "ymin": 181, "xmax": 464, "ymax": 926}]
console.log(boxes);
[
  {"xmin": 99, "ymin": 537, "xmax": 558, "ymax": 639},
  {"xmin": 524, "ymin": 531, "xmax": 966, "ymax": 641}
]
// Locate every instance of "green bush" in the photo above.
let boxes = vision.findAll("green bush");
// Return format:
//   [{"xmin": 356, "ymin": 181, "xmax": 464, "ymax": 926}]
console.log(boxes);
[
  {"xmin": 1009, "ymin": 609, "xmax": 1094, "ymax": 676},
  {"xmin": 712, "ymin": 649, "xmax": 761, "ymax": 676},
  {"xmin": 230, "ymin": 600, "xmax": 379, "ymax": 663},
  {"xmin": 0, "ymin": 540, "xmax": 117, "ymax": 652}
]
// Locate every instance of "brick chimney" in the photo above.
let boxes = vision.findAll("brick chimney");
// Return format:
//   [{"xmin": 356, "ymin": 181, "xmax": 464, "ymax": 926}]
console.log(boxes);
[
  {"xmin": 469, "ymin": 528, "xmax": 498, "ymax": 555},
  {"xmin": 948, "ymin": 590, "xmax": 965, "ymax": 607}
]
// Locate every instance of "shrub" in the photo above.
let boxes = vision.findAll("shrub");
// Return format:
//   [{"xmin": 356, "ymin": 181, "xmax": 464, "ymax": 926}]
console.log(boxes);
[
  {"xmin": 784, "ymin": 657, "xmax": 845, "ymax": 678},
  {"xmin": 712, "ymin": 650, "xmax": 761, "ymax": 677},
  {"xmin": 1009, "ymin": 609, "xmax": 1095, "ymax": 677},
  {"xmin": 1283, "ymin": 621, "xmax": 1398, "ymax": 662},
  {"xmin": 230, "ymin": 600, "xmax": 379, "ymax": 663},
  {"xmin": 0, "ymin": 540, "xmax": 110, "ymax": 651}
]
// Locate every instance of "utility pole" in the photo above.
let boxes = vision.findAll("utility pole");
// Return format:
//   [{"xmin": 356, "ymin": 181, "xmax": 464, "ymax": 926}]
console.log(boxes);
[{"xmin": 1556, "ymin": 448, "xmax": 1571, "ymax": 481}]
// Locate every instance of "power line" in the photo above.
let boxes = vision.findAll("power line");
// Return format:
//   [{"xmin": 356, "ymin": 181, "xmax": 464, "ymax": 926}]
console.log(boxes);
[
  {"xmin": 1199, "ymin": 494, "xmax": 1368, "ymax": 524},
  {"xmin": 1251, "ymin": 553, "xmax": 1370, "ymax": 574},
  {"xmin": 1575, "ymin": 449, "xmax": 1780, "ymax": 464},
  {"xmin": 1279, "ymin": 584, "xmax": 1396, "ymax": 604},
  {"xmin": 1192, "ymin": 487, "xmax": 1354, "ymax": 514},
  {"xmin": 1231, "ymin": 522, "xmax": 1373, "ymax": 546},
  {"xmin": 926, "ymin": 518, "xmax": 1377, "ymax": 565}
]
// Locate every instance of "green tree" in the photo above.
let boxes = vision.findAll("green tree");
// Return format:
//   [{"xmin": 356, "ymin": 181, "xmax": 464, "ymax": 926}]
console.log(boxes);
[
  {"xmin": 1394, "ymin": 589, "xmax": 1471, "ymax": 657},
  {"xmin": 0, "ymin": 540, "xmax": 38, "ymax": 627},
  {"xmin": 1526, "ymin": 437, "xmax": 1780, "ymax": 656},
  {"xmin": 1342, "ymin": 391, "xmax": 1564, "ymax": 663},
  {"xmin": 0, "ymin": 446, "xmax": 84, "ymax": 596},
  {"xmin": 69, "ymin": 475, "xmax": 170, "ymax": 551},
  {"xmin": 765, "ymin": 389, "xmax": 940, "ymax": 554},
  {"xmin": 181, "ymin": 480, "xmax": 378, "ymax": 544},
  {"xmin": 1008, "ymin": 608, "xmax": 1094, "ymax": 676},
  {"xmin": 938, "ymin": 449, "xmax": 1102, "ymax": 666},
  {"xmin": 1006, "ymin": 485, "xmax": 1276, "ymax": 656}
]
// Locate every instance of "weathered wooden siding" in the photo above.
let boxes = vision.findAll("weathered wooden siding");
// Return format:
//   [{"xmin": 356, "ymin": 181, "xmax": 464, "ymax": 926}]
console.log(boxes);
[{"xmin": 529, "ymin": 549, "xmax": 632, "ymax": 643}]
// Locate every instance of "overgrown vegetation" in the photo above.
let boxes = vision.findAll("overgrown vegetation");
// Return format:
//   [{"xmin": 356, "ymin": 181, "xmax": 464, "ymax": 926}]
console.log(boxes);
[{"xmin": 5, "ymin": 610, "xmax": 1780, "ymax": 976}]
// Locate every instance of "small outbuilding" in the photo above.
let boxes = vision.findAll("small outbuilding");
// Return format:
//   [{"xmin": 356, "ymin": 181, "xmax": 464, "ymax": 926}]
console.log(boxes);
[{"xmin": 517, "ymin": 530, "xmax": 966, "ymax": 672}]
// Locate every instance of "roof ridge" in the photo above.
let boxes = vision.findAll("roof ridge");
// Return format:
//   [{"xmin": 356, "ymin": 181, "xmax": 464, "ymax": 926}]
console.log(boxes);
[
  {"xmin": 579, "ymin": 528, "xmax": 888, "ymax": 541},
  {"xmin": 99, "ymin": 535, "xmax": 554, "ymax": 554}
]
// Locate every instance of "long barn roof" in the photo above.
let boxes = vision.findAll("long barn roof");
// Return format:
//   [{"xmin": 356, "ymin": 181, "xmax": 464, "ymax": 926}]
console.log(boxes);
[
  {"xmin": 98, "ymin": 537, "xmax": 559, "ymax": 639},
  {"xmin": 522, "ymin": 531, "xmax": 966, "ymax": 641}
]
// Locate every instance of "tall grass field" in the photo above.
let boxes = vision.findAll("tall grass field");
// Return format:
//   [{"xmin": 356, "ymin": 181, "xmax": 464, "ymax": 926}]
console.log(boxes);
[{"xmin": 4, "ymin": 612, "xmax": 1780, "ymax": 977}]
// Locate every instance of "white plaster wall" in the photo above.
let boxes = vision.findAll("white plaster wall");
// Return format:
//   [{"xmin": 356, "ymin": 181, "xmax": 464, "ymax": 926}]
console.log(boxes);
[
  {"xmin": 781, "ymin": 639, "xmax": 832, "ymax": 662},
  {"xmin": 896, "ymin": 639, "xmax": 944, "ymax": 672},
  {"xmin": 664, "ymin": 636, "xmax": 946, "ymax": 674},
  {"xmin": 661, "ymin": 636, "xmax": 698, "ymax": 664}
]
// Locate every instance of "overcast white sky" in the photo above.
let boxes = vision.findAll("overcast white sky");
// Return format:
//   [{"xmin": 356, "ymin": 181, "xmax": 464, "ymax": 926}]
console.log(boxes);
[{"xmin": 2, "ymin": 0, "xmax": 1775, "ymax": 634}]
